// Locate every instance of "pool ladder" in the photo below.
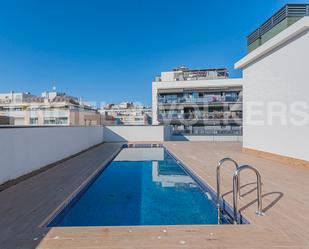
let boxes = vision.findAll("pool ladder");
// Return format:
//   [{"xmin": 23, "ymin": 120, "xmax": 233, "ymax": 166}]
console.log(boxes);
[{"xmin": 216, "ymin": 158, "xmax": 264, "ymax": 224}]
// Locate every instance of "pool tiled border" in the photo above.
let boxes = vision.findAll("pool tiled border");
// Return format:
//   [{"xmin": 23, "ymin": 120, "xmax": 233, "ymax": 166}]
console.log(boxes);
[
  {"xmin": 41, "ymin": 145, "xmax": 123, "ymax": 227},
  {"xmin": 44, "ymin": 143, "xmax": 248, "ymax": 227},
  {"xmin": 164, "ymin": 146, "xmax": 249, "ymax": 224}
]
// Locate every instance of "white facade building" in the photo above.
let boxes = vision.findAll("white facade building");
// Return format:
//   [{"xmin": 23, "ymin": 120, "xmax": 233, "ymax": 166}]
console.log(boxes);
[
  {"xmin": 152, "ymin": 67, "xmax": 243, "ymax": 139},
  {"xmin": 235, "ymin": 15, "xmax": 309, "ymax": 162}
]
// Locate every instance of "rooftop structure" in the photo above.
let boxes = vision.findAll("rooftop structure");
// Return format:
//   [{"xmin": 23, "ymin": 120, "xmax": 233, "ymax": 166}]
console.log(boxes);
[
  {"xmin": 0, "ymin": 91, "xmax": 101, "ymax": 126},
  {"xmin": 155, "ymin": 66, "xmax": 229, "ymax": 82},
  {"xmin": 0, "ymin": 92, "xmax": 36, "ymax": 104},
  {"xmin": 236, "ymin": 12, "xmax": 309, "ymax": 163},
  {"xmin": 247, "ymin": 4, "xmax": 309, "ymax": 53}
]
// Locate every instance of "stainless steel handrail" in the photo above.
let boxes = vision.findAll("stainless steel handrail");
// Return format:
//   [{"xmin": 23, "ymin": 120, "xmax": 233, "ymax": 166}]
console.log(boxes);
[
  {"xmin": 216, "ymin": 158, "xmax": 239, "ymax": 210},
  {"xmin": 232, "ymin": 165, "xmax": 264, "ymax": 224}
]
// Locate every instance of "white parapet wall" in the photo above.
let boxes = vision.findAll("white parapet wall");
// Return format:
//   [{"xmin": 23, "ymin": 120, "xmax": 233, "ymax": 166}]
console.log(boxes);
[
  {"xmin": 103, "ymin": 125, "xmax": 172, "ymax": 142},
  {"xmin": 235, "ymin": 17, "xmax": 309, "ymax": 161},
  {"xmin": 0, "ymin": 126, "xmax": 104, "ymax": 185},
  {"xmin": 0, "ymin": 124, "xmax": 240, "ymax": 185}
]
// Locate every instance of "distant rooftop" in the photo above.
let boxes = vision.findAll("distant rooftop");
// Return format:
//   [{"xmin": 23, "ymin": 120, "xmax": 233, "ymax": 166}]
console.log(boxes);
[
  {"xmin": 155, "ymin": 66, "xmax": 229, "ymax": 82},
  {"xmin": 247, "ymin": 4, "xmax": 309, "ymax": 53},
  {"xmin": 0, "ymin": 91, "xmax": 94, "ymax": 109},
  {"xmin": 102, "ymin": 102, "xmax": 150, "ymax": 110}
]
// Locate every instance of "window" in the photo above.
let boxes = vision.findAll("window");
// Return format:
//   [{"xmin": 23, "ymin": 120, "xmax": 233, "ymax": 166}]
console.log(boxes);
[
  {"xmin": 29, "ymin": 117, "xmax": 38, "ymax": 125},
  {"xmin": 192, "ymin": 92, "xmax": 199, "ymax": 99},
  {"xmin": 44, "ymin": 117, "xmax": 68, "ymax": 125}
]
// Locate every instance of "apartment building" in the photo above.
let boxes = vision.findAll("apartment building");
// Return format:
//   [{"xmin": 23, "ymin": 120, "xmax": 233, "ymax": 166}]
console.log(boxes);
[
  {"xmin": 235, "ymin": 4, "xmax": 309, "ymax": 162},
  {"xmin": 0, "ymin": 91, "xmax": 101, "ymax": 126},
  {"xmin": 101, "ymin": 102, "xmax": 152, "ymax": 125},
  {"xmin": 152, "ymin": 67, "xmax": 243, "ymax": 137}
]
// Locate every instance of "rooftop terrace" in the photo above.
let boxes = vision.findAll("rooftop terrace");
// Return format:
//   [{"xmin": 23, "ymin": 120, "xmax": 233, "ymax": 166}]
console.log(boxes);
[
  {"xmin": 154, "ymin": 67, "xmax": 229, "ymax": 82},
  {"xmin": 247, "ymin": 4, "xmax": 309, "ymax": 52},
  {"xmin": 1, "ymin": 141, "xmax": 309, "ymax": 248}
]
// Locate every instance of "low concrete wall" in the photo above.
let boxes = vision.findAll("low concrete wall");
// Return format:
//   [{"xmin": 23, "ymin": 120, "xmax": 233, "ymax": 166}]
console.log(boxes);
[
  {"xmin": 0, "ymin": 126, "xmax": 104, "ymax": 185},
  {"xmin": 103, "ymin": 125, "xmax": 172, "ymax": 142},
  {"xmin": 0, "ymin": 125, "xmax": 241, "ymax": 185}
]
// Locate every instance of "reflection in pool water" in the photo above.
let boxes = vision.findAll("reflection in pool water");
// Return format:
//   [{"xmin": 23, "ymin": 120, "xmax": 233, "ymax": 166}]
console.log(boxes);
[{"xmin": 49, "ymin": 147, "xmax": 231, "ymax": 226}]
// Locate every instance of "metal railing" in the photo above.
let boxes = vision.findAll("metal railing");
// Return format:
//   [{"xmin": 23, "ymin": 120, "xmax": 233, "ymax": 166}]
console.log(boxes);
[
  {"xmin": 158, "ymin": 113, "xmax": 242, "ymax": 122},
  {"xmin": 172, "ymin": 127, "xmax": 243, "ymax": 136},
  {"xmin": 216, "ymin": 158, "xmax": 239, "ymax": 212},
  {"xmin": 158, "ymin": 96, "xmax": 240, "ymax": 105},
  {"xmin": 247, "ymin": 4, "xmax": 309, "ymax": 46},
  {"xmin": 154, "ymin": 68, "xmax": 229, "ymax": 82},
  {"xmin": 232, "ymin": 165, "xmax": 264, "ymax": 224}
]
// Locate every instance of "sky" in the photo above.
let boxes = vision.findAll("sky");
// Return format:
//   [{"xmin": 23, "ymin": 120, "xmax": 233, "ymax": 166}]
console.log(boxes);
[{"xmin": 0, "ymin": 0, "xmax": 305, "ymax": 106}]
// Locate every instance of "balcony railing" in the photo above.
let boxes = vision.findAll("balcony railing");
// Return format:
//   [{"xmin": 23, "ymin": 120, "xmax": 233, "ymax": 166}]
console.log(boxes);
[
  {"xmin": 158, "ymin": 96, "xmax": 240, "ymax": 105},
  {"xmin": 173, "ymin": 126, "xmax": 243, "ymax": 136},
  {"xmin": 247, "ymin": 4, "xmax": 309, "ymax": 46},
  {"xmin": 158, "ymin": 113, "xmax": 242, "ymax": 121}
]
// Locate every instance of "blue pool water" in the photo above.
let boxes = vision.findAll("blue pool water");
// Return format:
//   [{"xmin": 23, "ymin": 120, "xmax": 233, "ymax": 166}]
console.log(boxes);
[{"xmin": 49, "ymin": 147, "xmax": 233, "ymax": 226}]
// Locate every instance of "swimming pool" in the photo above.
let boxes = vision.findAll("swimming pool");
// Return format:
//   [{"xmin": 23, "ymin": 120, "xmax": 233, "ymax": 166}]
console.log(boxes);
[{"xmin": 48, "ymin": 145, "xmax": 242, "ymax": 226}]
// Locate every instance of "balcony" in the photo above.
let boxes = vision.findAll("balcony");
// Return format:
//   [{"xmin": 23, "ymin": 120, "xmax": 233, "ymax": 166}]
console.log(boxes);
[
  {"xmin": 158, "ymin": 112, "xmax": 242, "ymax": 124},
  {"xmin": 158, "ymin": 96, "xmax": 241, "ymax": 105}
]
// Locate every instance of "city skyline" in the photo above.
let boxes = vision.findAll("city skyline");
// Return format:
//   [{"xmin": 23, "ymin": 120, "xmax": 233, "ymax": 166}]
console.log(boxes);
[{"xmin": 0, "ymin": 0, "xmax": 302, "ymax": 105}]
